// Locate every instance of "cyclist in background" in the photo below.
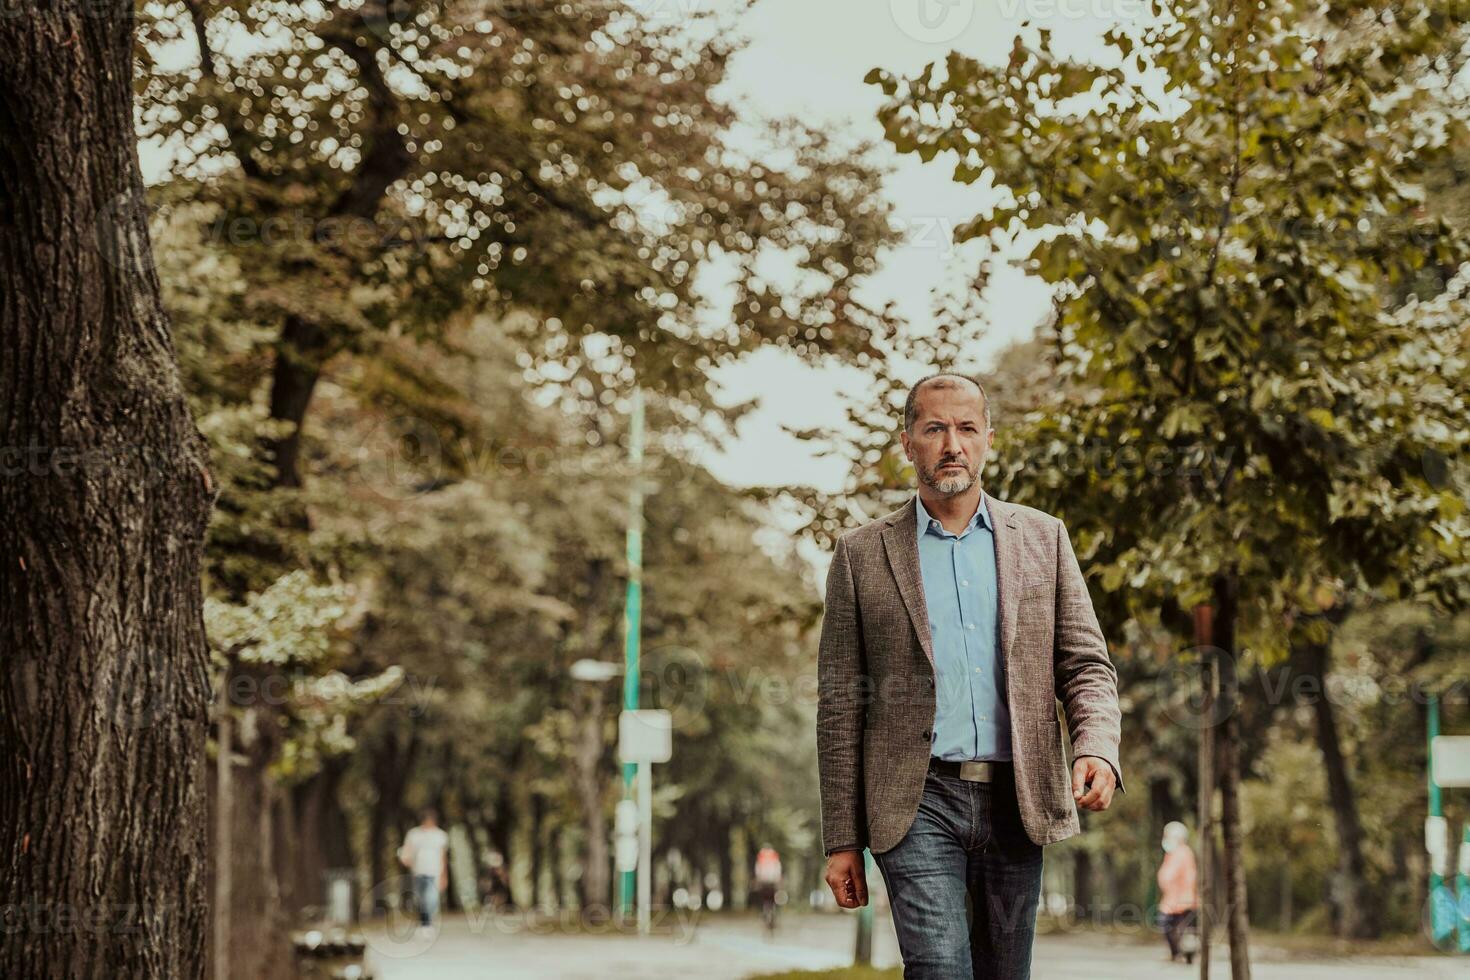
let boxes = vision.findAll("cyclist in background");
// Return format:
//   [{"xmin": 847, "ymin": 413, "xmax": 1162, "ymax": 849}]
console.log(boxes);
[{"xmin": 753, "ymin": 844, "xmax": 783, "ymax": 935}]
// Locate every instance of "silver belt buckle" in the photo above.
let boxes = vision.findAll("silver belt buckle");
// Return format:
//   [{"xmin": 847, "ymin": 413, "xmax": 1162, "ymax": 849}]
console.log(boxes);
[{"xmin": 958, "ymin": 761, "xmax": 993, "ymax": 782}]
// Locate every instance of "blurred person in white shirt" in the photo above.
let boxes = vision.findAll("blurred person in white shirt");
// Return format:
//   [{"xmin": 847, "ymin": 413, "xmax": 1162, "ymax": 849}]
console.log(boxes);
[{"xmin": 399, "ymin": 808, "xmax": 450, "ymax": 929}]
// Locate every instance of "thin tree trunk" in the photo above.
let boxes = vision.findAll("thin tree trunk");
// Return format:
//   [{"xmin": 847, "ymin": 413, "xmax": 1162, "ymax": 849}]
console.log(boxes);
[
  {"xmin": 1212, "ymin": 572, "xmax": 1251, "ymax": 980},
  {"xmin": 492, "ymin": 774, "xmax": 519, "ymax": 908},
  {"xmin": 531, "ymin": 793, "xmax": 548, "ymax": 909},
  {"xmin": 213, "ymin": 711, "xmax": 234, "ymax": 980},
  {"xmin": 552, "ymin": 824, "xmax": 568, "ymax": 908},
  {"xmin": 718, "ymin": 820, "xmax": 735, "ymax": 912},
  {"xmin": 1072, "ymin": 848, "xmax": 1094, "ymax": 923},
  {"xmin": 1195, "ymin": 604, "xmax": 1216, "ymax": 980},
  {"xmin": 572, "ymin": 581, "xmax": 613, "ymax": 914},
  {"xmin": 1299, "ymin": 639, "xmax": 1378, "ymax": 938},
  {"xmin": 0, "ymin": 5, "xmax": 215, "ymax": 976}
]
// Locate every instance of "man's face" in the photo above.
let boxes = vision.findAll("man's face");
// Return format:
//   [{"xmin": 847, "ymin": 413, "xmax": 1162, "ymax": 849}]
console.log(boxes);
[{"xmin": 901, "ymin": 381, "xmax": 993, "ymax": 496}]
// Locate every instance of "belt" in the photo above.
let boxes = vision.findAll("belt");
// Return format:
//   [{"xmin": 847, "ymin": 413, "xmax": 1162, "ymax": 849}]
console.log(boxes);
[{"xmin": 928, "ymin": 758, "xmax": 1009, "ymax": 783}]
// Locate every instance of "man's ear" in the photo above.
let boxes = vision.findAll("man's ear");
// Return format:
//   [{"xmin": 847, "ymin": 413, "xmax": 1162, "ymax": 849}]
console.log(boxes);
[{"xmin": 900, "ymin": 429, "xmax": 913, "ymax": 460}]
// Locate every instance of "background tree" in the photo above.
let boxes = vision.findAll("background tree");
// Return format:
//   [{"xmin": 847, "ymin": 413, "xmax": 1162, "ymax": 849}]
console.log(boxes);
[
  {"xmin": 138, "ymin": 1, "xmax": 902, "ymax": 969},
  {"xmin": 869, "ymin": 0, "xmax": 1470, "ymax": 965}
]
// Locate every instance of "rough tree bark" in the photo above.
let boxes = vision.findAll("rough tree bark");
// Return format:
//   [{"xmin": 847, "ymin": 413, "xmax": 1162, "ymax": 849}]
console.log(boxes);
[{"xmin": 0, "ymin": 4, "xmax": 215, "ymax": 976}]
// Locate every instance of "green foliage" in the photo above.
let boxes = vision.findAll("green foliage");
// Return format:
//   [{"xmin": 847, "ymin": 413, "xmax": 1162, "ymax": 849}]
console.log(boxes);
[
  {"xmin": 205, "ymin": 569, "xmax": 351, "ymax": 666},
  {"xmin": 137, "ymin": 0, "xmax": 900, "ymax": 412},
  {"xmin": 870, "ymin": 0, "xmax": 1470, "ymax": 651}
]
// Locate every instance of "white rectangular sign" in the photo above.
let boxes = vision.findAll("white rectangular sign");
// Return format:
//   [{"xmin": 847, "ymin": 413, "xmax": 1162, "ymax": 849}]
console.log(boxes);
[
  {"xmin": 619, "ymin": 709, "xmax": 672, "ymax": 764},
  {"xmin": 1432, "ymin": 736, "xmax": 1470, "ymax": 788}
]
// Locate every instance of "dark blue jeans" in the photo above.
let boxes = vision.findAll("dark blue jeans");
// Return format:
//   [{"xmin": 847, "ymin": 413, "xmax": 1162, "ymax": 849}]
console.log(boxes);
[
  {"xmin": 872, "ymin": 763, "xmax": 1044, "ymax": 979},
  {"xmin": 411, "ymin": 874, "xmax": 440, "ymax": 926}
]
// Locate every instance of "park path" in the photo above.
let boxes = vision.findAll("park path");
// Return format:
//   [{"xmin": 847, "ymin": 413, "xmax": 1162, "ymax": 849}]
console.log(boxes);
[{"xmin": 364, "ymin": 909, "xmax": 1464, "ymax": 979}]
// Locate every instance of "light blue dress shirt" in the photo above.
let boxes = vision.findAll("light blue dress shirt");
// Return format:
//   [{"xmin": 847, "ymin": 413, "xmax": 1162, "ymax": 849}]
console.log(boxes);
[{"xmin": 915, "ymin": 493, "xmax": 1012, "ymax": 762}]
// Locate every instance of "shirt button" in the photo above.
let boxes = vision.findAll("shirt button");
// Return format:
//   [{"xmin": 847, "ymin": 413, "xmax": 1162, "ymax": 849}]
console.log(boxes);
[
  {"xmin": 967, "ymin": 623, "xmax": 975, "ymax": 630},
  {"xmin": 961, "ymin": 579, "xmax": 969, "ymax": 586}
]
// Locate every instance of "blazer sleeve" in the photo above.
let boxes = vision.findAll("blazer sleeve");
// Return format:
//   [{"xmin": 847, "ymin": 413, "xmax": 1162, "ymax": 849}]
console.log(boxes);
[
  {"xmin": 816, "ymin": 534, "xmax": 869, "ymax": 854},
  {"xmin": 1053, "ymin": 518, "xmax": 1125, "ymax": 793}
]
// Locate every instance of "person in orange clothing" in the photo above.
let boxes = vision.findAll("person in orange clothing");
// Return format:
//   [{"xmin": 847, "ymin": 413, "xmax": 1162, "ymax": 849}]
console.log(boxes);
[{"xmin": 1156, "ymin": 821, "xmax": 1199, "ymax": 963}]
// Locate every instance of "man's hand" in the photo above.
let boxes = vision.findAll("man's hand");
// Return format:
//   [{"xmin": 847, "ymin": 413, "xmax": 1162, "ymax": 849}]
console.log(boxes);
[
  {"xmin": 1072, "ymin": 756, "xmax": 1117, "ymax": 811},
  {"xmin": 824, "ymin": 850, "xmax": 869, "ymax": 909}
]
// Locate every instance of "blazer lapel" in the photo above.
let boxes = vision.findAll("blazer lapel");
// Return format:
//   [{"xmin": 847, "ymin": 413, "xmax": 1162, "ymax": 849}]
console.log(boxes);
[
  {"xmin": 881, "ymin": 498, "xmax": 935, "ymax": 671},
  {"xmin": 985, "ymin": 488, "xmax": 1025, "ymax": 671}
]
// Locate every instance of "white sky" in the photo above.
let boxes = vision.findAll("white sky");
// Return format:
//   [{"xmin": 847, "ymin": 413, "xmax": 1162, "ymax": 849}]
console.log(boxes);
[{"xmin": 697, "ymin": 0, "xmax": 1119, "ymax": 492}]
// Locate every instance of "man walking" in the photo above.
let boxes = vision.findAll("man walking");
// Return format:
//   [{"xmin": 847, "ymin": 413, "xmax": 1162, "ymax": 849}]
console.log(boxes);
[
  {"xmin": 399, "ymin": 808, "xmax": 450, "ymax": 931},
  {"xmin": 817, "ymin": 373, "xmax": 1124, "ymax": 979}
]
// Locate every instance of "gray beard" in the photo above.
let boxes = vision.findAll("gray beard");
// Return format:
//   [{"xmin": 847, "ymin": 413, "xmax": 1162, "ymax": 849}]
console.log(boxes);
[{"xmin": 922, "ymin": 464, "xmax": 977, "ymax": 495}]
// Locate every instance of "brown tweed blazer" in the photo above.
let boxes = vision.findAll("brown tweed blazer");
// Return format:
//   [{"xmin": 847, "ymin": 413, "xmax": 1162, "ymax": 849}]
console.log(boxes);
[{"xmin": 816, "ymin": 490, "xmax": 1124, "ymax": 855}]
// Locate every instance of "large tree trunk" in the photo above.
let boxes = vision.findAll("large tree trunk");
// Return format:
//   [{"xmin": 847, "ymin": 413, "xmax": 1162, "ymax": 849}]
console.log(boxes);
[
  {"xmin": 0, "ymin": 5, "xmax": 215, "ymax": 977},
  {"xmin": 1299, "ymin": 639, "xmax": 1379, "ymax": 938}
]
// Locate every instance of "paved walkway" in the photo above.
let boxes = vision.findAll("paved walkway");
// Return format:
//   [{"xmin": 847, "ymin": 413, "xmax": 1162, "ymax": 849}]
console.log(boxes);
[{"xmin": 363, "ymin": 909, "xmax": 1462, "ymax": 979}]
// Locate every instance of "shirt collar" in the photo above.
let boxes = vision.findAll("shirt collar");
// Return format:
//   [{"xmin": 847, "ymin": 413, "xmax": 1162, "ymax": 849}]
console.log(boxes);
[{"xmin": 914, "ymin": 490, "xmax": 992, "ymax": 542}]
